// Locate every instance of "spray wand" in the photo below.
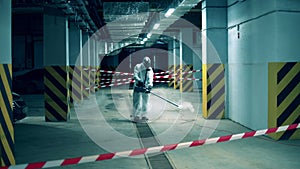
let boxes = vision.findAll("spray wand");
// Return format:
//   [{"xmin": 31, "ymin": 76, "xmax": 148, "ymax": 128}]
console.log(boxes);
[{"xmin": 149, "ymin": 91, "xmax": 182, "ymax": 109}]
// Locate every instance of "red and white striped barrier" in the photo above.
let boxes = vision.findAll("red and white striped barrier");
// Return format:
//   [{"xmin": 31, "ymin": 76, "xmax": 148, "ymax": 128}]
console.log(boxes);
[
  {"xmin": 94, "ymin": 77, "xmax": 202, "ymax": 90},
  {"xmin": 97, "ymin": 70, "xmax": 133, "ymax": 76},
  {"xmin": 96, "ymin": 80, "xmax": 134, "ymax": 89},
  {"xmin": 97, "ymin": 69, "xmax": 201, "ymax": 76},
  {"xmin": 153, "ymin": 69, "xmax": 201, "ymax": 75},
  {"xmin": 153, "ymin": 80, "xmax": 171, "ymax": 83},
  {"xmin": 94, "ymin": 77, "xmax": 202, "ymax": 89},
  {"xmin": 154, "ymin": 71, "xmax": 173, "ymax": 75},
  {"xmin": 100, "ymin": 73, "xmax": 133, "ymax": 77},
  {"xmin": 179, "ymin": 77, "xmax": 201, "ymax": 81},
  {"xmin": 154, "ymin": 76, "xmax": 202, "ymax": 81},
  {"xmin": 99, "ymin": 78, "xmax": 133, "ymax": 84},
  {"xmin": 2, "ymin": 123, "xmax": 299, "ymax": 169},
  {"xmin": 154, "ymin": 75, "xmax": 174, "ymax": 79},
  {"xmin": 182, "ymin": 69, "xmax": 201, "ymax": 74},
  {"xmin": 81, "ymin": 67, "xmax": 97, "ymax": 72}
]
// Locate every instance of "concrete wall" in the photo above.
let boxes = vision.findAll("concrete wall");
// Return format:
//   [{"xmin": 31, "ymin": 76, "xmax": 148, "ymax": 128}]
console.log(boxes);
[
  {"xmin": 227, "ymin": 0, "xmax": 300, "ymax": 130},
  {"xmin": 12, "ymin": 36, "xmax": 43, "ymax": 70},
  {"xmin": 0, "ymin": 0, "xmax": 12, "ymax": 64}
]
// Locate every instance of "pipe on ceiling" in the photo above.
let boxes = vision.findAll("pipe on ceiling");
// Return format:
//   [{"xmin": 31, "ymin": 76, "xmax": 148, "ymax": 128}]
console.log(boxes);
[{"xmin": 50, "ymin": 0, "xmax": 97, "ymax": 34}]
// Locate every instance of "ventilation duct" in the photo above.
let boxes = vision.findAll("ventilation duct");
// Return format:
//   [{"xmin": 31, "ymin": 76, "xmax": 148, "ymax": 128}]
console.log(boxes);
[{"xmin": 103, "ymin": 2, "xmax": 149, "ymax": 23}]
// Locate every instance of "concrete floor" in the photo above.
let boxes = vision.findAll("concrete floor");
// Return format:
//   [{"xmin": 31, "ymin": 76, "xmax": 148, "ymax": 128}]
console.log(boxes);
[{"xmin": 14, "ymin": 87, "xmax": 300, "ymax": 169}]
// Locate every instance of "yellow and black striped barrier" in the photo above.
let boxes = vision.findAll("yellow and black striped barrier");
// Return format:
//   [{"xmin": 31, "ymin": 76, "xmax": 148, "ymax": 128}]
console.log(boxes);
[
  {"xmin": 95, "ymin": 66, "xmax": 101, "ymax": 92},
  {"xmin": 202, "ymin": 63, "xmax": 225, "ymax": 119},
  {"xmin": 268, "ymin": 62, "xmax": 300, "ymax": 140},
  {"xmin": 69, "ymin": 66, "xmax": 82, "ymax": 103},
  {"xmin": 44, "ymin": 66, "xmax": 70, "ymax": 122},
  {"xmin": 168, "ymin": 65, "xmax": 180, "ymax": 89},
  {"xmin": 90, "ymin": 66, "xmax": 96, "ymax": 93},
  {"xmin": 82, "ymin": 66, "xmax": 90, "ymax": 98},
  {"xmin": 168, "ymin": 65, "xmax": 175, "ymax": 88},
  {"xmin": 174, "ymin": 65, "xmax": 180, "ymax": 90},
  {"xmin": 180, "ymin": 65, "xmax": 193, "ymax": 92},
  {"xmin": 0, "ymin": 64, "xmax": 15, "ymax": 166}
]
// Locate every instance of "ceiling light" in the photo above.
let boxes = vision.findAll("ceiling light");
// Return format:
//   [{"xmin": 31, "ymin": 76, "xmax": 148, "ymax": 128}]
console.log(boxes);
[
  {"xmin": 153, "ymin": 23, "xmax": 160, "ymax": 29},
  {"xmin": 143, "ymin": 38, "xmax": 148, "ymax": 41},
  {"xmin": 165, "ymin": 8, "xmax": 175, "ymax": 17}
]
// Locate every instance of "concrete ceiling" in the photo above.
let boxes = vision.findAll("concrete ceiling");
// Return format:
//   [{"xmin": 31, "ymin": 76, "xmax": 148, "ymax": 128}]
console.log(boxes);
[
  {"xmin": 98, "ymin": 0, "xmax": 202, "ymax": 49},
  {"xmin": 12, "ymin": 0, "xmax": 202, "ymax": 48}
]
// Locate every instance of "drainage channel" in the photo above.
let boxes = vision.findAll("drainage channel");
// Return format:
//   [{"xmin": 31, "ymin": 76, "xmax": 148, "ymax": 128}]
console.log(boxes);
[{"xmin": 135, "ymin": 122, "xmax": 175, "ymax": 169}]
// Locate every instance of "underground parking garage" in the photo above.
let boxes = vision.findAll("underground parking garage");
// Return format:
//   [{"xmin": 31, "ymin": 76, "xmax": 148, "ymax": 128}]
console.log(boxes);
[{"xmin": 0, "ymin": 0, "xmax": 300, "ymax": 168}]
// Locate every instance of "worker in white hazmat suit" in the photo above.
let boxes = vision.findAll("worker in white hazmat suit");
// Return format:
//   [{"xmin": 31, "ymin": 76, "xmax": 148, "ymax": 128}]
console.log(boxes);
[{"xmin": 132, "ymin": 56, "xmax": 154, "ymax": 122}]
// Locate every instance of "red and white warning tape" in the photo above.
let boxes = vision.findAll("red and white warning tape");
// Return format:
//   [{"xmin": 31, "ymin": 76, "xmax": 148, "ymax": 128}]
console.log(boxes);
[
  {"xmin": 97, "ymin": 75, "xmax": 201, "ymax": 86},
  {"xmin": 2, "ymin": 123, "xmax": 299, "ymax": 169},
  {"xmin": 154, "ymin": 69, "xmax": 201, "ymax": 75},
  {"xmin": 153, "ymin": 80, "xmax": 170, "ymax": 83},
  {"xmin": 99, "ymin": 78, "xmax": 133, "ymax": 84},
  {"xmin": 97, "ymin": 70, "xmax": 133, "ymax": 76},
  {"xmin": 154, "ymin": 75, "xmax": 174, "ymax": 79},
  {"xmin": 154, "ymin": 71, "xmax": 173, "ymax": 75},
  {"xmin": 97, "ymin": 69, "xmax": 201, "ymax": 76},
  {"xmin": 82, "ymin": 67, "xmax": 97, "ymax": 72},
  {"xmin": 100, "ymin": 73, "xmax": 133, "ymax": 77},
  {"xmin": 96, "ymin": 80, "xmax": 134, "ymax": 89},
  {"xmin": 182, "ymin": 69, "xmax": 201, "ymax": 74},
  {"xmin": 153, "ymin": 76, "xmax": 202, "ymax": 81},
  {"xmin": 95, "ymin": 77, "xmax": 201, "ymax": 89},
  {"xmin": 179, "ymin": 77, "xmax": 201, "ymax": 81},
  {"xmin": 94, "ymin": 77, "xmax": 201, "ymax": 89}
]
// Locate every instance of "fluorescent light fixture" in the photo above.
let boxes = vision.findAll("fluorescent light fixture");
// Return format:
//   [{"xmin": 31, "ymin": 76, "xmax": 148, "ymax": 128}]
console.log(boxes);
[
  {"xmin": 143, "ymin": 38, "xmax": 148, "ymax": 41},
  {"xmin": 147, "ymin": 33, "xmax": 152, "ymax": 38},
  {"xmin": 153, "ymin": 23, "xmax": 160, "ymax": 29},
  {"xmin": 165, "ymin": 8, "xmax": 175, "ymax": 17}
]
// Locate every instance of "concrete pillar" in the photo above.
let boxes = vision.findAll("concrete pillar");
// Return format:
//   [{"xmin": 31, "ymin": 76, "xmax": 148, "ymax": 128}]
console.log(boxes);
[
  {"xmin": 174, "ymin": 34, "xmax": 181, "ymax": 90},
  {"xmin": 180, "ymin": 28, "xmax": 194, "ymax": 92},
  {"xmin": 0, "ymin": 1, "xmax": 15, "ymax": 166},
  {"xmin": 69, "ymin": 22, "xmax": 83, "ymax": 103},
  {"xmin": 95, "ymin": 40, "xmax": 100, "ymax": 67},
  {"xmin": 167, "ymin": 35, "xmax": 175, "ymax": 88},
  {"xmin": 95, "ymin": 40, "xmax": 104, "ymax": 91},
  {"xmin": 166, "ymin": 32, "xmax": 180, "ymax": 89},
  {"xmin": 89, "ymin": 37, "xmax": 96, "ymax": 93},
  {"xmin": 228, "ymin": 0, "xmax": 300, "ymax": 139},
  {"xmin": 202, "ymin": 0, "xmax": 227, "ymax": 119},
  {"xmin": 44, "ymin": 8, "xmax": 70, "ymax": 121},
  {"xmin": 104, "ymin": 41, "xmax": 108, "ymax": 54},
  {"xmin": 94, "ymin": 39, "xmax": 99, "ymax": 91},
  {"xmin": 82, "ymin": 32, "xmax": 90, "ymax": 98},
  {"xmin": 97, "ymin": 40, "xmax": 105, "ymax": 66},
  {"xmin": 110, "ymin": 42, "xmax": 118, "ymax": 69},
  {"xmin": 181, "ymin": 28, "xmax": 193, "ymax": 64},
  {"xmin": 193, "ymin": 31, "xmax": 202, "ymax": 91},
  {"xmin": 167, "ymin": 33, "xmax": 181, "ymax": 90}
]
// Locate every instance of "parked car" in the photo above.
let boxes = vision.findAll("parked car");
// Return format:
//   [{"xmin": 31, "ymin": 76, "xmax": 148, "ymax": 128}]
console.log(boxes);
[
  {"xmin": 12, "ymin": 92, "xmax": 27, "ymax": 122},
  {"xmin": 13, "ymin": 69, "xmax": 44, "ymax": 94}
]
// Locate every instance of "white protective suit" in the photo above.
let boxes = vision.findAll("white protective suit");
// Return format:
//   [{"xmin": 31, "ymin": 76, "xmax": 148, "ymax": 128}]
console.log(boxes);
[{"xmin": 132, "ymin": 57, "xmax": 154, "ymax": 120}]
